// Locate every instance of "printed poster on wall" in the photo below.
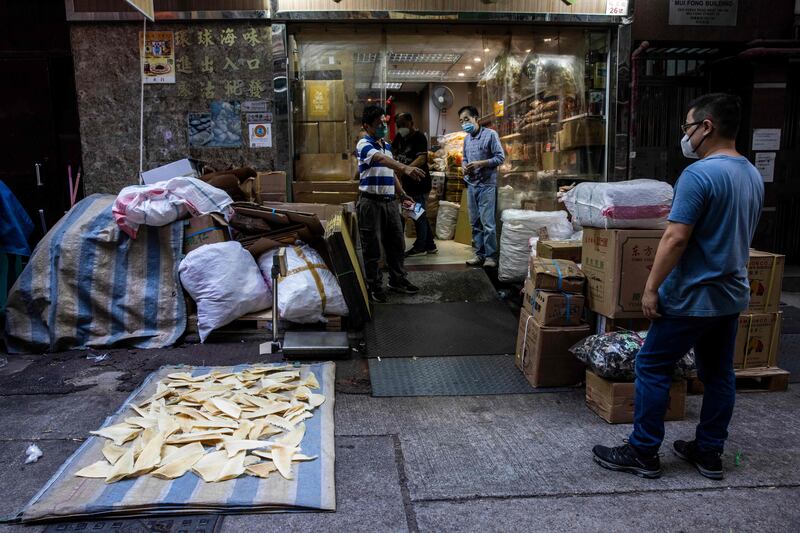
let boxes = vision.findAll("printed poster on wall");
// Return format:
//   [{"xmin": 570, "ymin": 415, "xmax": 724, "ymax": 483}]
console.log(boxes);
[
  {"xmin": 754, "ymin": 152, "xmax": 776, "ymax": 183},
  {"xmin": 668, "ymin": 0, "xmax": 738, "ymax": 26},
  {"xmin": 306, "ymin": 81, "xmax": 331, "ymax": 119},
  {"xmin": 249, "ymin": 123, "xmax": 272, "ymax": 148},
  {"xmin": 139, "ymin": 31, "xmax": 175, "ymax": 84}
]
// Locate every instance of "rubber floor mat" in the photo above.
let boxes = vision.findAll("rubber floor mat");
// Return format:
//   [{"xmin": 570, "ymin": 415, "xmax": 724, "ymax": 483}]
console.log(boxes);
[
  {"xmin": 369, "ymin": 355, "xmax": 574, "ymax": 397},
  {"xmin": 365, "ymin": 301, "xmax": 518, "ymax": 357},
  {"xmin": 383, "ymin": 269, "xmax": 498, "ymax": 305}
]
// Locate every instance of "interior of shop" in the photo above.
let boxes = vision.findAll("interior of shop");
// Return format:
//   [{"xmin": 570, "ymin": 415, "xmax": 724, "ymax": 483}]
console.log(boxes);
[{"xmin": 287, "ymin": 24, "xmax": 610, "ymax": 264}]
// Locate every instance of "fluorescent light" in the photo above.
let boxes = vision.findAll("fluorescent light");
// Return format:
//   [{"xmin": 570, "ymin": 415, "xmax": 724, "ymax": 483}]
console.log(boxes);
[
  {"xmin": 457, "ymin": 72, "xmax": 465, "ymax": 77},
  {"xmin": 525, "ymin": 49, "xmax": 531, "ymax": 53},
  {"xmin": 464, "ymin": 65, "xmax": 472, "ymax": 70},
  {"xmin": 483, "ymin": 48, "xmax": 490, "ymax": 52},
  {"xmin": 389, "ymin": 69, "xmax": 445, "ymax": 78},
  {"xmin": 474, "ymin": 57, "xmax": 482, "ymax": 62},
  {"xmin": 388, "ymin": 52, "xmax": 461, "ymax": 64},
  {"xmin": 371, "ymin": 82, "xmax": 403, "ymax": 90},
  {"xmin": 544, "ymin": 38, "xmax": 553, "ymax": 42}
]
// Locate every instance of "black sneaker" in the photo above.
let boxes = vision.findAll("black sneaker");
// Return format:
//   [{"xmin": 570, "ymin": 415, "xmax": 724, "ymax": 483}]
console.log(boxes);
[
  {"xmin": 592, "ymin": 443, "xmax": 662, "ymax": 479},
  {"xmin": 405, "ymin": 247, "xmax": 426, "ymax": 257},
  {"xmin": 426, "ymin": 247, "xmax": 439, "ymax": 255},
  {"xmin": 388, "ymin": 278, "xmax": 420, "ymax": 294},
  {"xmin": 673, "ymin": 440, "xmax": 724, "ymax": 480},
  {"xmin": 369, "ymin": 288, "xmax": 388, "ymax": 304}
]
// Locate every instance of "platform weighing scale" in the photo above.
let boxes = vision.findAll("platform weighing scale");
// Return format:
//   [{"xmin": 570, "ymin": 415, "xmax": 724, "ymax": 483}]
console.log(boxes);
[{"xmin": 260, "ymin": 247, "xmax": 350, "ymax": 358}]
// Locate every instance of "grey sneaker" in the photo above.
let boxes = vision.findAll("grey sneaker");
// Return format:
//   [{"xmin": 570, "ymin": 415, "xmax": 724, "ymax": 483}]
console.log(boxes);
[
  {"xmin": 483, "ymin": 258, "xmax": 497, "ymax": 268},
  {"xmin": 466, "ymin": 255, "xmax": 484, "ymax": 266}
]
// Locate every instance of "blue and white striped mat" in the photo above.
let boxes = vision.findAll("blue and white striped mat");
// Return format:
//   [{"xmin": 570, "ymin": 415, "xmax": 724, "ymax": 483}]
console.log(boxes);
[{"xmin": 17, "ymin": 362, "xmax": 336, "ymax": 523}]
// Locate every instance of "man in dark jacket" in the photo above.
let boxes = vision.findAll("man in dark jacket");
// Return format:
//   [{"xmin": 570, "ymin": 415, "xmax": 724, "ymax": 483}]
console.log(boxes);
[{"xmin": 392, "ymin": 113, "xmax": 437, "ymax": 256}]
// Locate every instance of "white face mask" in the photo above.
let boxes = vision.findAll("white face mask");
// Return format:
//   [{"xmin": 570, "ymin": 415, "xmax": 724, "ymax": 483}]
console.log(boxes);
[
  {"xmin": 397, "ymin": 127, "xmax": 410, "ymax": 138},
  {"xmin": 681, "ymin": 134, "xmax": 700, "ymax": 160}
]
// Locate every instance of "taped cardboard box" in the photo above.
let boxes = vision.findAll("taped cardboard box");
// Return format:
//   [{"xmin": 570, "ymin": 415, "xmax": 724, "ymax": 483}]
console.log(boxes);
[
  {"xmin": 529, "ymin": 258, "xmax": 585, "ymax": 293},
  {"xmin": 537, "ymin": 240, "xmax": 583, "ymax": 264},
  {"xmin": 295, "ymin": 191, "xmax": 359, "ymax": 205},
  {"xmin": 257, "ymin": 171, "xmax": 286, "ymax": 197},
  {"xmin": 593, "ymin": 314, "xmax": 651, "ymax": 335},
  {"xmin": 582, "ymin": 228, "xmax": 663, "ymax": 318},
  {"xmin": 514, "ymin": 307, "xmax": 589, "ymax": 387},
  {"xmin": 557, "ymin": 116, "xmax": 605, "ymax": 150},
  {"xmin": 183, "ymin": 213, "xmax": 230, "ymax": 255},
  {"xmin": 734, "ymin": 312, "xmax": 782, "ymax": 369},
  {"xmin": 293, "ymin": 181, "xmax": 359, "ymax": 193},
  {"xmin": 746, "ymin": 250, "xmax": 784, "ymax": 313},
  {"xmin": 585, "ymin": 370, "xmax": 686, "ymax": 424},
  {"xmin": 523, "ymin": 280, "xmax": 584, "ymax": 327}
]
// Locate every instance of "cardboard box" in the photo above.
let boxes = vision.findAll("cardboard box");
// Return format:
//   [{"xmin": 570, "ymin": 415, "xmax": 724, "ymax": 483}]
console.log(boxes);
[
  {"xmin": 557, "ymin": 116, "xmax": 605, "ymax": 150},
  {"xmin": 582, "ymin": 228, "xmax": 664, "ymax": 318},
  {"xmin": 454, "ymin": 189, "xmax": 472, "ymax": 245},
  {"xmin": 537, "ymin": 240, "xmax": 582, "ymax": 264},
  {"xmin": 593, "ymin": 314, "xmax": 651, "ymax": 335},
  {"xmin": 261, "ymin": 202, "xmax": 344, "ymax": 225},
  {"xmin": 257, "ymin": 171, "xmax": 286, "ymax": 194},
  {"xmin": 319, "ymin": 121, "xmax": 349, "ymax": 154},
  {"xmin": 300, "ymin": 80, "xmax": 346, "ymax": 122},
  {"xmin": 528, "ymin": 288, "xmax": 585, "ymax": 327},
  {"xmin": 141, "ymin": 158, "xmax": 200, "ymax": 185},
  {"xmin": 585, "ymin": 370, "xmax": 686, "ymax": 424},
  {"xmin": 746, "ymin": 250, "xmax": 785, "ymax": 313},
  {"xmin": 514, "ymin": 307, "xmax": 589, "ymax": 387},
  {"xmin": 734, "ymin": 312, "xmax": 782, "ymax": 369},
  {"xmin": 529, "ymin": 258, "xmax": 585, "ymax": 293},
  {"xmin": 260, "ymin": 192, "xmax": 287, "ymax": 203},
  {"xmin": 183, "ymin": 213, "xmax": 230, "ymax": 255},
  {"xmin": 294, "ymin": 191, "xmax": 359, "ymax": 205},
  {"xmin": 295, "ymin": 153, "xmax": 355, "ymax": 181}
]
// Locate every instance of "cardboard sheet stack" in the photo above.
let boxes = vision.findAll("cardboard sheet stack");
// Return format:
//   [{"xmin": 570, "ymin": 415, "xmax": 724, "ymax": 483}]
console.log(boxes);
[{"xmin": 515, "ymin": 258, "xmax": 589, "ymax": 387}]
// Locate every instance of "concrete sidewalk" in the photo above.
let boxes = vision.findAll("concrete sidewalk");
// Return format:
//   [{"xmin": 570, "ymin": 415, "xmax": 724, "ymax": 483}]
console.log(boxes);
[{"xmin": 1, "ymin": 345, "xmax": 798, "ymax": 532}]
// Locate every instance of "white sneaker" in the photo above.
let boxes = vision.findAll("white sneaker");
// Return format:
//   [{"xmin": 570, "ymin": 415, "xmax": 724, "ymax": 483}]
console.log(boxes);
[
  {"xmin": 466, "ymin": 255, "xmax": 484, "ymax": 266},
  {"xmin": 483, "ymin": 258, "xmax": 497, "ymax": 268}
]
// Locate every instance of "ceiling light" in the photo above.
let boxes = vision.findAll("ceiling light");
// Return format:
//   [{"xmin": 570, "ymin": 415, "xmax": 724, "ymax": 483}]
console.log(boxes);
[
  {"xmin": 525, "ymin": 49, "xmax": 531, "ymax": 53},
  {"xmin": 484, "ymin": 48, "xmax": 490, "ymax": 52},
  {"xmin": 371, "ymin": 82, "xmax": 403, "ymax": 90},
  {"xmin": 474, "ymin": 57, "xmax": 481, "ymax": 62},
  {"xmin": 464, "ymin": 65, "xmax": 472, "ymax": 70},
  {"xmin": 457, "ymin": 72, "xmax": 465, "ymax": 77},
  {"xmin": 544, "ymin": 38, "xmax": 553, "ymax": 42},
  {"xmin": 389, "ymin": 69, "xmax": 445, "ymax": 78},
  {"xmin": 388, "ymin": 52, "xmax": 461, "ymax": 64}
]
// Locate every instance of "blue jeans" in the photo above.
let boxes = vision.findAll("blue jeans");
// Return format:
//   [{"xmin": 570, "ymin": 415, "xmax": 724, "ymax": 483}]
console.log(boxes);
[
  {"xmin": 411, "ymin": 193, "xmax": 436, "ymax": 251},
  {"xmin": 467, "ymin": 183, "xmax": 497, "ymax": 260},
  {"xmin": 629, "ymin": 313, "xmax": 739, "ymax": 455}
]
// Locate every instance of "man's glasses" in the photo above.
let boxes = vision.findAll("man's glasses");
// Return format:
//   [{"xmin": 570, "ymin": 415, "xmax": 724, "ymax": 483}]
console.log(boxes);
[{"xmin": 680, "ymin": 121, "xmax": 703, "ymax": 134}]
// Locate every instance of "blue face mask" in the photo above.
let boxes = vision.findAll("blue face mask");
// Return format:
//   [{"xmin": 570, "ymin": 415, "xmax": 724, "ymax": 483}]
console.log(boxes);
[
  {"xmin": 375, "ymin": 123, "xmax": 388, "ymax": 138},
  {"xmin": 462, "ymin": 122, "xmax": 476, "ymax": 134}
]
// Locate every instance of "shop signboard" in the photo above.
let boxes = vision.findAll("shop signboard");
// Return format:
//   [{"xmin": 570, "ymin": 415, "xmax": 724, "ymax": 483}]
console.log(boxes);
[
  {"xmin": 668, "ymin": 0, "xmax": 738, "ymax": 27},
  {"xmin": 125, "ymin": 0, "xmax": 154, "ymax": 21},
  {"xmin": 275, "ymin": 0, "xmax": 620, "ymax": 16}
]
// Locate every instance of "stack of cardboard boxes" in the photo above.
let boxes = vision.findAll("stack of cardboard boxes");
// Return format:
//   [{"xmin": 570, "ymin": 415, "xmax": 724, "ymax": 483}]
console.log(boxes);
[{"xmin": 515, "ymin": 258, "xmax": 590, "ymax": 387}]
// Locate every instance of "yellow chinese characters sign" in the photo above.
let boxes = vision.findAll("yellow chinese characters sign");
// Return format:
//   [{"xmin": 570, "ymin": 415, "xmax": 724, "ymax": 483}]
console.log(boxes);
[{"xmin": 306, "ymin": 81, "xmax": 331, "ymax": 119}]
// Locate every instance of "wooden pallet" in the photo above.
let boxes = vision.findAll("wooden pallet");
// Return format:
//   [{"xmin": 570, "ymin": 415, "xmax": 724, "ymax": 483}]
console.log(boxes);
[
  {"xmin": 687, "ymin": 367, "xmax": 790, "ymax": 394},
  {"xmin": 186, "ymin": 309, "xmax": 343, "ymax": 335}
]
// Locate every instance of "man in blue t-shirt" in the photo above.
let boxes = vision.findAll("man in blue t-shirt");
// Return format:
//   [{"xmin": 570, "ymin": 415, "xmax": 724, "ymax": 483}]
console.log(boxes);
[{"xmin": 593, "ymin": 94, "xmax": 764, "ymax": 480}]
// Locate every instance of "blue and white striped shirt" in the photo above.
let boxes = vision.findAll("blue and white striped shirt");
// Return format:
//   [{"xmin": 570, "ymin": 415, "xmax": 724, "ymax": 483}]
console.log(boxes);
[{"xmin": 357, "ymin": 135, "xmax": 395, "ymax": 196}]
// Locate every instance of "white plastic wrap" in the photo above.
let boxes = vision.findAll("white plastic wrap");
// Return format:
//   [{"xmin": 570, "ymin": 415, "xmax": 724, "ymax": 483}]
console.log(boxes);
[
  {"xmin": 560, "ymin": 179, "xmax": 673, "ymax": 229},
  {"xmin": 498, "ymin": 210, "xmax": 573, "ymax": 283},
  {"xmin": 435, "ymin": 201, "xmax": 460, "ymax": 240},
  {"xmin": 179, "ymin": 241, "xmax": 271, "ymax": 343},
  {"xmin": 113, "ymin": 176, "xmax": 234, "ymax": 238},
  {"xmin": 258, "ymin": 244, "xmax": 348, "ymax": 324}
]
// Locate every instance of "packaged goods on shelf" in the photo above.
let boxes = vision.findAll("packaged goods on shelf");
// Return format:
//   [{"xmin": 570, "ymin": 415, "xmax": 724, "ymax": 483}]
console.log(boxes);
[
  {"xmin": 561, "ymin": 179, "xmax": 673, "ymax": 229},
  {"xmin": 498, "ymin": 209, "xmax": 573, "ymax": 283}
]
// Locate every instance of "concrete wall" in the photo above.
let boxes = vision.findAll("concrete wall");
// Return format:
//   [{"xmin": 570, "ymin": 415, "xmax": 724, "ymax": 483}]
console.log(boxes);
[{"xmin": 70, "ymin": 22, "xmax": 280, "ymax": 195}]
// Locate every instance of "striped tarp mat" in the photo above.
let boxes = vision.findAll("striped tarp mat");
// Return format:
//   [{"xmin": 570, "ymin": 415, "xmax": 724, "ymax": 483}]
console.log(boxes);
[{"xmin": 16, "ymin": 362, "xmax": 336, "ymax": 523}]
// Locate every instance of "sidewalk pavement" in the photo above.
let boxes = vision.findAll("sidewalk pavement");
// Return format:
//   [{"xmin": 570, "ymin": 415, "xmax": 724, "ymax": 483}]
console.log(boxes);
[{"xmin": 1, "ymin": 343, "xmax": 799, "ymax": 532}]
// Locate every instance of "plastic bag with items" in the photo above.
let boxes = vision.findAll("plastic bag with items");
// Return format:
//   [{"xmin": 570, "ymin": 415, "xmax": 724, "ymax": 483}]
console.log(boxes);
[
  {"xmin": 560, "ymin": 179, "xmax": 673, "ymax": 230},
  {"xmin": 435, "ymin": 201, "xmax": 460, "ymax": 240},
  {"xmin": 179, "ymin": 241, "xmax": 271, "ymax": 343},
  {"xmin": 258, "ymin": 244, "xmax": 348, "ymax": 324},
  {"xmin": 570, "ymin": 330, "xmax": 696, "ymax": 381},
  {"xmin": 498, "ymin": 209, "xmax": 573, "ymax": 283}
]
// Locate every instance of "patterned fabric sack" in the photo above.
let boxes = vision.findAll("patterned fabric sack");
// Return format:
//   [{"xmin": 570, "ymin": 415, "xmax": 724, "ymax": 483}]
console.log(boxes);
[{"xmin": 570, "ymin": 330, "xmax": 696, "ymax": 381}]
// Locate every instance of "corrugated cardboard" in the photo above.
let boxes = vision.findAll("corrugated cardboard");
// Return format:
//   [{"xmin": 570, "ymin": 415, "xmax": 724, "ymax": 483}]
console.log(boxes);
[
  {"xmin": 454, "ymin": 189, "xmax": 472, "ymax": 245},
  {"xmin": 293, "ymin": 181, "xmax": 359, "ymax": 193},
  {"xmin": 557, "ymin": 116, "xmax": 605, "ymax": 150},
  {"xmin": 295, "ymin": 153, "xmax": 356, "ymax": 181},
  {"xmin": 319, "ymin": 121, "xmax": 349, "ymax": 154},
  {"xmin": 514, "ymin": 307, "xmax": 589, "ymax": 387},
  {"xmin": 734, "ymin": 312, "xmax": 782, "ymax": 369},
  {"xmin": 585, "ymin": 370, "xmax": 686, "ymax": 424},
  {"xmin": 593, "ymin": 314, "xmax": 651, "ymax": 335},
  {"xmin": 300, "ymin": 80, "xmax": 346, "ymax": 122},
  {"xmin": 261, "ymin": 202, "xmax": 344, "ymax": 225},
  {"xmin": 295, "ymin": 191, "xmax": 359, "ymax": 205},
  {"xmin": 529, "ymin": 258, "xmax": 585, "ymax": 293},
  {"xmin": 581, "ymin": 228, "xmax": 664, "ymax": 318},
  {"xmin": 746, "ymin": 250, "xmax": 785, "ymax": 313},
  {"xmin": 537, "ymin": 240, "xmax": 582, "ymax": 264},
  {"xmin": 296, "ymin": 122, "xmax": 321, "ymax": 154},
  {"xmin": 183, "ymin": 213, "xmax": 230, "ymax": 255},
  {"xmin": 529, "ymin": 289, "xmax": 585, "ymax": 327},
  {"xmin": 257, "ymin": 171, "xmax": 286, "ymax": 195}
]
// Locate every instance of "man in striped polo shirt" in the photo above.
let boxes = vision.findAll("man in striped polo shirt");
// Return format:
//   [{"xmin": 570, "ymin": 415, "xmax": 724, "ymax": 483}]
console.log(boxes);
[{"xmin": 357, "ymin": 105, "xmax": 424, "ymax": 303}]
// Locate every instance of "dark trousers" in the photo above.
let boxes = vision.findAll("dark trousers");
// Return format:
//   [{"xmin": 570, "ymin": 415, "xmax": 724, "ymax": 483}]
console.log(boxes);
[
  {"xmin": 357, "ymin": 196, "xmax": 407, "ymax": 289},
  {"xmin": 629, "ymin": 313, "xmax": 739, "ymax": 455},
  {"xmin": 411, "ymin": 193, "xmax": 436, "ymax": 252}
]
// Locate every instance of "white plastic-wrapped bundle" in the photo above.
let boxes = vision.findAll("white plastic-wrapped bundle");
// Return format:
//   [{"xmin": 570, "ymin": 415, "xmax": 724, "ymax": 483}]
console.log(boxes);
[
  {"xmin": 435, "ymin": 201, "xmax": 460, "ymax": 240},
  {"xmin": 257, "ymin": 244, "xmax": 348, "ymax": 324},
  {"xmin": 498, "ymin": 210, "xmax": 574, "ymax": 282},
  {"xmin": 560, "ymin": 179, "xmax": 673, "ymax": 229}
]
